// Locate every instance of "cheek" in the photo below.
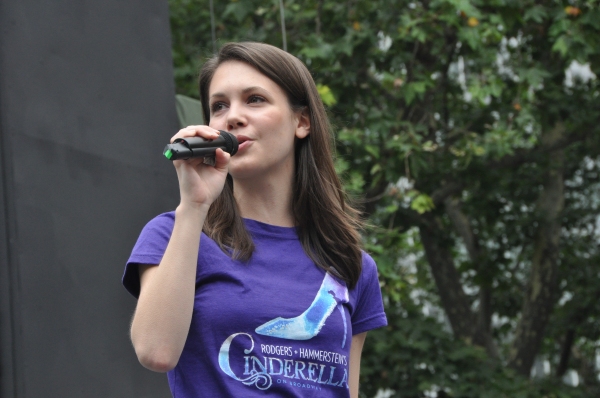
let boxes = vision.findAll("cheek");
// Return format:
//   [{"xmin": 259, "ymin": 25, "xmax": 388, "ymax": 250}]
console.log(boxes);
[{"xmin": 208, "ymin": 116, "xmax": 223, "ymax": 129}]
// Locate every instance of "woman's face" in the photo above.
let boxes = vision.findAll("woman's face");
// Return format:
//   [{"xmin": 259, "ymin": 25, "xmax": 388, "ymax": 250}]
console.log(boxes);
[{"xmin": 207, "ymin": 61, "xmax": 309, "ymax": 181}]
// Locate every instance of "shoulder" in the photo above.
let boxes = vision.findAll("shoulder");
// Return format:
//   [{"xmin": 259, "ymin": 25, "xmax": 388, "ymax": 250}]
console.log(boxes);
[
  {"xmin": 131, "ymin": 211, "xmax": 186, "ymax": 261},
  {"xmin": 141, "ymin": 211, "xmax": 175, "ymax": 232},
  {"xmin": 350, "ymin": 250, "xmax": 382, "ymax": 300},
  {"xmin": 357, "ymin": 251, "xmax": 379, "ymax": 287},
  {"xmin": 133, "ymin": 211, "xmax": 176, "ymax": 244},
  {"xmin": 361, "ymin": 251, "xmax": 377, "ymax": 270},
  {"xmin": 123, "ymin": 212, "xmax": 176, "ymax": 298},
  {"xmin": 348, "ymin": 250, "xmax": 388, "ymax": 332}
]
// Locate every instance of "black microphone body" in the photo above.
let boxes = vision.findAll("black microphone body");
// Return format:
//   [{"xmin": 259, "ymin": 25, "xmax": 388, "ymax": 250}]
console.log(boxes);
[{"xmin": 163, "ymin": 130, "xmax": 238, "ymax": 161}]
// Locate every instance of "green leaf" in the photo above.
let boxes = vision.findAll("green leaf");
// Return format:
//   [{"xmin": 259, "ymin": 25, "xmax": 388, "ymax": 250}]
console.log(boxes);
[
  {"xmin": 370, "ymin": 163, "xmax": 382, "ymax": 175},
  {"xmin": 365, "ymin": 145, "xmax": 379, "ymax": 158},
  {"xmin": 551, "ymin": 35, "xmax": 569, "ymax": 57},
  {"xmin": 410, "ymin": 193, "xmax": 435, "ymax": 214},
  {"xmin": 223, "ymin": 1, "xmax": 254, "ymax": 23},
  {"xmin": 316, "ymin": 84, "xmax": 337, "ymax": 106},
  {"xmin": 524, "ymin": 5, "xmax": 547, "ymax": 23},
  {"xmin": 403, "ymin": 82, "xmax": 429, "ymax": 105}
]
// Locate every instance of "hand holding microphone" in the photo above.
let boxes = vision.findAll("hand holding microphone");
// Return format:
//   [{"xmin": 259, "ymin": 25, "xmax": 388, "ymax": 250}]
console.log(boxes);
[
  {"xmin": 163, "ymin": 130, "xmax": 239, "ymax": 161},
  {"xmin": 167, "ymin": 128, "xmax": 235, "ymax": 209}
]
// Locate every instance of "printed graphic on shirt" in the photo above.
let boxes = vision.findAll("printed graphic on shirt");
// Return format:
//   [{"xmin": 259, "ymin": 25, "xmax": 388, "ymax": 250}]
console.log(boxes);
[
  {"xmin": 218, "ymin": 273, "xmax": 351, "ymax": 392},
  {"xmin": 218, "ymin": 332, "xmax": 349, "ymax": 391},
  {"xmin": 255, "ymin": 273, "xmax": 349, "ymax": 346}
]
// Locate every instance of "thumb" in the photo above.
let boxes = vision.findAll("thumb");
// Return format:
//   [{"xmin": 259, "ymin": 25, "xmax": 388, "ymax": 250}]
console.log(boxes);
[{"xmin": 213, "ymin": 148, "xmax": 231, "ymax": 173}]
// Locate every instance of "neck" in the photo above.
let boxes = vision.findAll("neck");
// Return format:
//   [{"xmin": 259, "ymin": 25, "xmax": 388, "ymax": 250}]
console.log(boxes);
[{"xmin": 233, "ymin": 173, "xmax": 295, "ymax": 227}]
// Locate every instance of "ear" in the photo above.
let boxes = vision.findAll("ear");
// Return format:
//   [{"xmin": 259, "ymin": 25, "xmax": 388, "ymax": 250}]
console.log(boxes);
[{"xmin": 294, "ymin": 108, "xmax": 310, "ymax": 139}]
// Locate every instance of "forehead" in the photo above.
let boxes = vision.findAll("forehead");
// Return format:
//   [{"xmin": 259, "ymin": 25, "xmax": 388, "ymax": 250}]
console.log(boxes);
[{"xmin": 209, "ymin": 61, "xmax": 281, "ymax": 95}]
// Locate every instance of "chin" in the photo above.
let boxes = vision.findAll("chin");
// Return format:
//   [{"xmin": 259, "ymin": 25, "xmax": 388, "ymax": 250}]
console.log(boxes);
[{"xmin": 229, "ymin": 162, "xmax": 263, "ymax": 181}]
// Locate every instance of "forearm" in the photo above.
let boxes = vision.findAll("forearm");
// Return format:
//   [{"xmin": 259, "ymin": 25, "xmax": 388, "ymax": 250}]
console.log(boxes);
[
  {"xmin": 349, "ymin": 332, "xmax": 367, "ymax": 398},
  {"xmin": 130, "ymin": 204, "xmax": 208, "ymax": 372}
]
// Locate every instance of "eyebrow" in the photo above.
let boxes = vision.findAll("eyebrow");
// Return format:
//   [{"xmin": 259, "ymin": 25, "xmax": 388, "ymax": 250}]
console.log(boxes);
[{"xmin": 210, "ymin": 86, "xmax": 268, "ymax": 99}]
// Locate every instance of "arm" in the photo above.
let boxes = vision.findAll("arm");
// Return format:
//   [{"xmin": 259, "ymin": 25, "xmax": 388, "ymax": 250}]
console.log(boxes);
[
  {"xmin": 349, "ymin": 332, "xmax": 367, "ymax": 398},
  {"xmin": 129, "ymin": 127, "xmax": 229, "ymax": 373},
  {"xmin": 130, "ymin": 205, "xmax": 207, "ymax": 372}
]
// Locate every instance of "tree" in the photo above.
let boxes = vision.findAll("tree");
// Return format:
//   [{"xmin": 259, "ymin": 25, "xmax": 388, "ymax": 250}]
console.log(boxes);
[{"xmin": 169, "ymin": 0, "xmax": 600, "ymax": 396}]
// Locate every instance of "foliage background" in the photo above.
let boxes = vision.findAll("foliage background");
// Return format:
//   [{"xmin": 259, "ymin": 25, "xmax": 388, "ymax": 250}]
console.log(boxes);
[{"xmin": 168, "ymin": 0, "xmax": 600, "ymax": 396}]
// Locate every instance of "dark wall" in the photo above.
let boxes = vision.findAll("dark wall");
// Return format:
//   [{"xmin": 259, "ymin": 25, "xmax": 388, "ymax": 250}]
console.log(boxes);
[{"xmin": 0, "ymin": 1, "xmax": 180, "ymax": 396}]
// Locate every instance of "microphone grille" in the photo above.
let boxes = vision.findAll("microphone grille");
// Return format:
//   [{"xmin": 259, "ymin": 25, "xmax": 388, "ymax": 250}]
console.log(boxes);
[{"xmin": 219, "ymin": 131, "xmax": 238, "ymax": 156}]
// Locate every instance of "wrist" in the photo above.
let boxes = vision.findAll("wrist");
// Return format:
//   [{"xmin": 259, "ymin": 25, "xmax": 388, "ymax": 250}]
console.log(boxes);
[{"xmin": 175, "ymin": 202, "xmax": 210, "ymax": 219}]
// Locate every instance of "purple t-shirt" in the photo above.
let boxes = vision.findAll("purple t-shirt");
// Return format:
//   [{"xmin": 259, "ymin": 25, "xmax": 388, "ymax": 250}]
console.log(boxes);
[{"xmin": 123, "ymin": 212, "xmax": 387, "ymax": 397}]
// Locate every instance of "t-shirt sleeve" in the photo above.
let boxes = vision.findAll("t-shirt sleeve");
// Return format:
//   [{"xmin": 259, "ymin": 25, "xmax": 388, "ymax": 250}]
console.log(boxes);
[
  {"xmin": 350, "ymin": 252, "xmax": 388, "ymax": 335},
  {"xmin": 122, "ymin": 212, "xmax": 175, "ymax": 298}
]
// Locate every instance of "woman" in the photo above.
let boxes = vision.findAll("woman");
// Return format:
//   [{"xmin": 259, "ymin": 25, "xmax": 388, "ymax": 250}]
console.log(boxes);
[{"xmin": 123, "ymin": 42, "xmax": 387, "ymax": 397}]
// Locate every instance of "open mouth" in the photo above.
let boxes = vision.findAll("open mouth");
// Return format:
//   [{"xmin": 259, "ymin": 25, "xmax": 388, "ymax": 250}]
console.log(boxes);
[{"xmin": 236, "ymin": 135, "xmax": 251, "ymax": 148}]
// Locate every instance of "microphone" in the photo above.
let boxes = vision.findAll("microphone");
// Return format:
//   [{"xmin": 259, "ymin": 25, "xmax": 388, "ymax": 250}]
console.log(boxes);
[{"xmin": 163, "ymin": 130, "xmax": 238, "ymax": 161}]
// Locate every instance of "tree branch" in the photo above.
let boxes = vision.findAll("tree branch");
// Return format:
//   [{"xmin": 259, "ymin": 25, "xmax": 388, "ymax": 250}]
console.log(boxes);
[
  {"xmin": 419, "ymin": 216, "xmax": 476, "ymax": 340},
  {"xmin": 419, "ymin": 214, "xmax": 496, "ymax": 356},
  {"xmin": 444, "ymin": 197, "xmax": 478, "ymax": 260},
  {"xmin": 556, "ymin": 328, "xmax": 576, "ymax": 378},
  {"xmin": 488, "ymin": 129, "xmax": 590, "ymax": 170},
  {"xmin": 315, "ymin": 0, "xmax": 323, "ymax": 36},
  {"xmin": 508, "ymin": 122, "xmax": 566, "ymax": 376},
  {"xmin": 441, "ymin": 31, "xmax": 459, "ymax": 135},
  {"xmin": 431, "ymin": 180, "xmax": 465, "ymax": 207},
  {"xmin": 556, "ymin": 282, "xmax": 600, "ymax": 378},
  {"xmin": 444, "ymin": 197, "xmax": 498, "ymax": 358},
  {"xmin": 428, "ymin": 128, "xmax": 591, "ymax": 208}
]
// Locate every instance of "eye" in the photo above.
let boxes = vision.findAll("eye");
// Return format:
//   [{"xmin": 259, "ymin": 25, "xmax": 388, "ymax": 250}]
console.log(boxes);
[
  {"xmin": 210, "ymin": 102, "xmax": 227, "ymax": 113},
  {"xmin": 248, "ymin": 95, "xmax": 266, "ymax": 104}
]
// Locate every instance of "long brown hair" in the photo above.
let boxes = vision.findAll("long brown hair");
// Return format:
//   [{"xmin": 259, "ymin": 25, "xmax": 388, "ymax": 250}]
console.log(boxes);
[{"xmin": 198, "ymin": 42, "xmax": 364, "ymax": 288}]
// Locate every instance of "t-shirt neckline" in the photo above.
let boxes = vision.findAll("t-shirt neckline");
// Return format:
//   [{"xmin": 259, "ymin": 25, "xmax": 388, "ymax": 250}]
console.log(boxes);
[{"xmin": 242, "ymin": 218, "xmax": 298, "ymax": 240}]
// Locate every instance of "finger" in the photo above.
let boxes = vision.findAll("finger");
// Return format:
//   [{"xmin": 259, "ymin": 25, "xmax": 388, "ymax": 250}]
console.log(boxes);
[
  {"xmin": 172, "ymin": 156, "xmax": 205, "ymax": 169},
  {"xmin": 170, "ymin": 126, "xmax": 220, "ymax": 143},
  {"xmin": 213, "ymin": 148, "xmax": 231, "ymax": 171},
  {"xmin": 170, "ymin": 127, "xmax": 219, "ymax": 143}
]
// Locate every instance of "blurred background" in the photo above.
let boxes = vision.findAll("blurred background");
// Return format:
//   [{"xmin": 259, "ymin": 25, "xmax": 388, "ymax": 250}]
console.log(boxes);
[{"xmin": 1, "ymin": 1, "xmax": 599, "ymax": 397}]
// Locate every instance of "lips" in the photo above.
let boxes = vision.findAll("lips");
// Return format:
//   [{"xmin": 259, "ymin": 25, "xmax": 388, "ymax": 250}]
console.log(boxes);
[
  {"xmin": 235, "ymin": 135, "xmax": 252, "ymax": 152},
  {"xmin": 236, "ymin": 135, "xmax": 250, "ymax": 144}
]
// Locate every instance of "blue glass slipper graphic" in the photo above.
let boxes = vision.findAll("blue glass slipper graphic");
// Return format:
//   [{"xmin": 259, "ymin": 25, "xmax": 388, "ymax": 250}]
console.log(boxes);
[{"xmin": 255, "ymin": 273, "xmax": 349, "ymax": 345}]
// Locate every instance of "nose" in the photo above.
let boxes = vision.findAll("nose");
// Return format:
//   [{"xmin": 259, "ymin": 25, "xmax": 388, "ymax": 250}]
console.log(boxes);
[{"xmin": 226, "ymin": 102, "xmax": 247, "ymax": 131}]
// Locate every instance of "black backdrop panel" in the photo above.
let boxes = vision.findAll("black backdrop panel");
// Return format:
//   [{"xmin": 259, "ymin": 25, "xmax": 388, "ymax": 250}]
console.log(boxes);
[{"xmin": 0, "ymin": 0, "xmax": 182, "ymax": 396}]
